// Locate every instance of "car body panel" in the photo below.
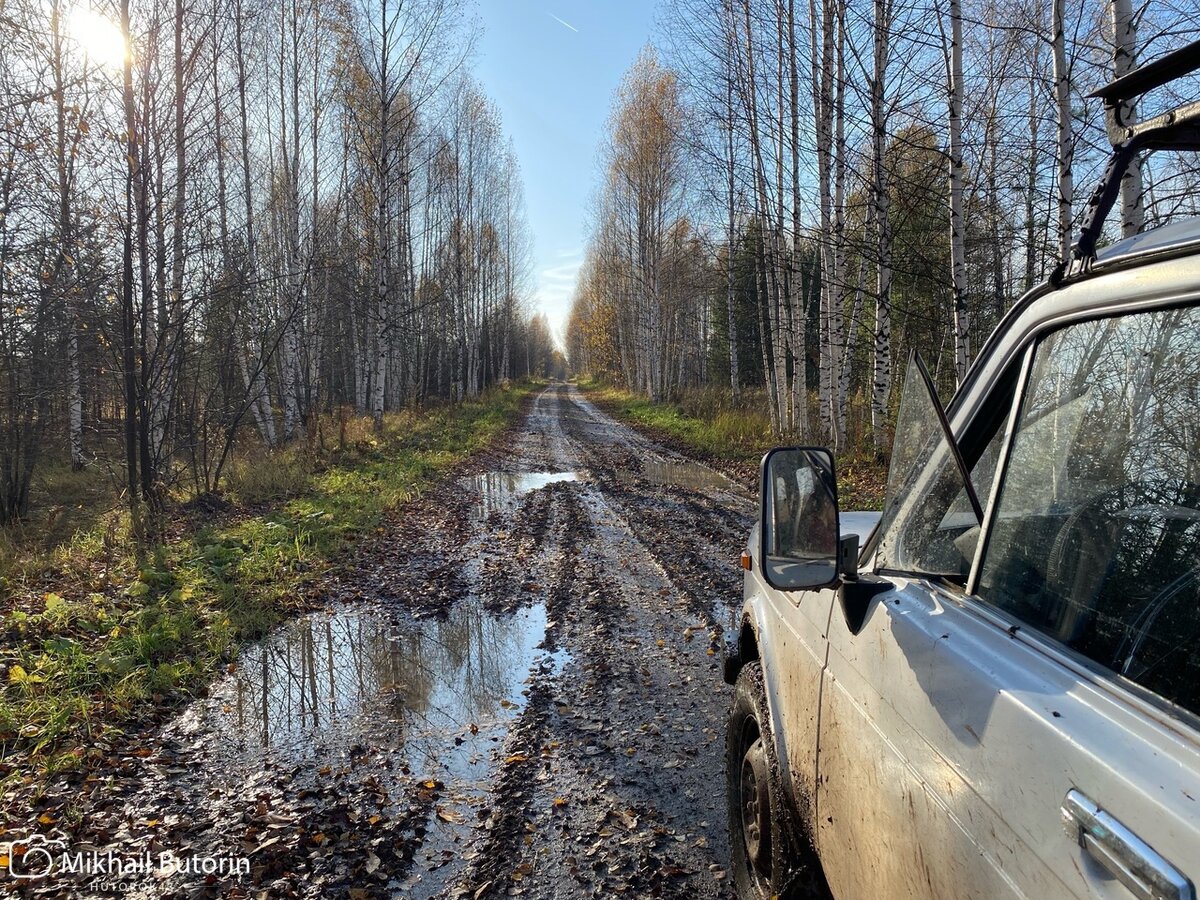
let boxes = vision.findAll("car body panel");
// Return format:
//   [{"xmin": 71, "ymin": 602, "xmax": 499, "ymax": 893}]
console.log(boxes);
[
  {"xmin": 743, "ymin": 521, "xmax": 836, "ymax": 816},
  {"xmin": 817, "ymin": 573, "xmax": 1200, "ymax": 899},
  {"xmin": 740, "ymin": 513, "xmax": 883, "ymax": 815},
  {"xmin": 737, "ymin": 230, "xmax": 1200, "ymax": 900}
]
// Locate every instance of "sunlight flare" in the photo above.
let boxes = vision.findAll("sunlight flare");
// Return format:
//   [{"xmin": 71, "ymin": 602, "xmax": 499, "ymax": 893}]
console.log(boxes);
[{"xmin": 68, "ymin": 5, "xmax": 128, "ymax": 71}]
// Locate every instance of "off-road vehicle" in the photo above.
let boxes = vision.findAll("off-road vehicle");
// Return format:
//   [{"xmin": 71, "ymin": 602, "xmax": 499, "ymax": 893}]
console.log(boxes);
[{"xmin": 725, "ymin": 40, "xmax": 1200, "ymax": 900}]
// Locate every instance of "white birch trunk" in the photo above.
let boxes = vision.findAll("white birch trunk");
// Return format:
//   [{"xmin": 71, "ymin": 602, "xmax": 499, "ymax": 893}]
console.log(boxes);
[
  {"xmin": 809, "ymin": 0, "xmax": 835, "ymax": 443},
  {"xmin": 1110, "ymin": 0, "xmax": 1144, "ymax": 236},
  {"xmin": 1024, "ymin": 48, "xmax": 1041, "ymax": 292},
  {"xmin": 68, "ymin": 323, "xmax": 82, "ymax": 468},
  {"xmin": 831, "ymin": 8, "xmax": 848, "ymax": 447},
  {"xmin": 725, "ymin": 4, "xmax": 741, "ymax": 401},
  {"xmin": 235, "ymin": 0, "xmax": 275, "ymax": 447},
  {"xmin": 371, "ymin": 5, "xmax": 390, "ymax": 428},
  {"xmin": 787, "ymin": 0, "xmax": 807, "ymax": 436},
  {"xmin": 741, "ymin": 0, "xmax": 781, "ymax": 433},
  {"xmin": 51, "ymin": 6, "xmax": 84, "ymax": 469},
  {"xmin": 773, "ymin": 0, "xmax": 790, "ymax": 431},
  {"xmin": 948, "ymin": 0, "xmax": 970, "ymax": 385},
  {"xmin": 870, "ymin": 0, "xmax": 892, "ymax": 449},
  {"xmin": 1052, "ymin": 0, "xmax": 1074, "ymax": 261}
]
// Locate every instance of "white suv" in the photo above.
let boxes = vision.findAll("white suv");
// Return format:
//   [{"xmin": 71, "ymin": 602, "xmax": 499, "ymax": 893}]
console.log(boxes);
[{"xmin": 724, "ymin": 40, "xmax": 1200, "ymax": 900}]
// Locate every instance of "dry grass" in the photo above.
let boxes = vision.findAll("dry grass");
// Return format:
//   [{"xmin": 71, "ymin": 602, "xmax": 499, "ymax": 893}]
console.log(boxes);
[{"xmin": 224, "ymin": 446, "xmax": 314, "ymax": 505}]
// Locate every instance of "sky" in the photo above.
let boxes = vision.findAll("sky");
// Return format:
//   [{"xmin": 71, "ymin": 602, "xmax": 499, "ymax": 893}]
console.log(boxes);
[{"xmin": 474, "ymin": 0, "xmax": 660, "ymax": 348}]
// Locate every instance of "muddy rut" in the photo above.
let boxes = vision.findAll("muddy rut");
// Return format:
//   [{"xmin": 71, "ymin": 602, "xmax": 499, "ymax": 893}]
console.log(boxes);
[{"xmin": 29, "ymin": 385, "xmax": 755, "ymax": 899}]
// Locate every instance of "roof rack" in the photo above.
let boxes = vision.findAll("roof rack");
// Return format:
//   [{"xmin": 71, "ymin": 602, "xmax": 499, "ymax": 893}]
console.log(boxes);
[
  {"xmin": 1056, "ymin": 40, "xmax": 1200, "ymax": 281},
  {"xmin": 1091, "ymin": 41, "xmax": 1200, "ymax": 111}
]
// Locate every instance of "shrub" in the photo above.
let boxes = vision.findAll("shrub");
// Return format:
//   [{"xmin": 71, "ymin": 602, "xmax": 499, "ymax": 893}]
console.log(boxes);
[{"xmin": 225, "ymin": 448, "xmax": 312, "ymax": 504}]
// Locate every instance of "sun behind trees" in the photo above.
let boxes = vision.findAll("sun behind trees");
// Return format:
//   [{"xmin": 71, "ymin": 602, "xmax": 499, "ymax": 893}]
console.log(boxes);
[
  {"xmin": 567, "ymin": 0, "xmax": 1200, "ymax": 455},
  {"xmin": 0, "ymin": 0, "xmax": 552, "ymax": 534}
]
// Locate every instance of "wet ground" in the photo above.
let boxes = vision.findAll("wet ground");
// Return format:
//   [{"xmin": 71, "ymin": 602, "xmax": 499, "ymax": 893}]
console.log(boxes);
[{"xmin": 22, "ymin": 384, "xmax": 754, "ymax": 899}]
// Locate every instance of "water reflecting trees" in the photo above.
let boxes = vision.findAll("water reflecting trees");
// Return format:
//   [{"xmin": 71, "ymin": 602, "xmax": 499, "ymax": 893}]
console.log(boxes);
[{"xmin": 223, "ymin": 602, "xmax": 548, "ymax": 754}]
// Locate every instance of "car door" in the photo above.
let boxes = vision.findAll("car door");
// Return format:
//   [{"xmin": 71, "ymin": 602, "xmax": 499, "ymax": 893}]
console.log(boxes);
[
  {"xmin": 746, "ymin": 518, "xmax": 838, "ymax": 813},
  {"xmin": 816, "ymin": 306, "xmax": 1200, "ymax": 900}
]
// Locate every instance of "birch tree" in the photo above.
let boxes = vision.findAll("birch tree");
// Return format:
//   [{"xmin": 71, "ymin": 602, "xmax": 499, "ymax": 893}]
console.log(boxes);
[
  {"xmin": 870, "ymin": 0, "xmax": 893, "ymax": 448},
  {"xmin": 569, "ymin": 0, "xmax": 1200, "ymax": 458},
  {"xmin": 1052, "ymin": 0, "xmax": 1074, "ymax": 261},
  {"xmin": 1109, "ymin": 0, "xmax": 1144, "ymax": 236},
  {"xmin": 944, "ymin": 0, "xmax": 970, "ymax": 384},
  {"xmin": 0, "ymin": 0, "xmax": 543, "ymax": 532}
]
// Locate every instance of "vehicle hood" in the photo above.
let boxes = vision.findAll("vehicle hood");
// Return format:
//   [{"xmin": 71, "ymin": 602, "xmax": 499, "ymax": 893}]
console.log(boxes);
[
  {"xmin": 841, "ymin": 511, "xmax": 882, "ymax": 543},
  {"xmin": 745, "ymin": 511, "xmax": 882, "ymax": 553}
]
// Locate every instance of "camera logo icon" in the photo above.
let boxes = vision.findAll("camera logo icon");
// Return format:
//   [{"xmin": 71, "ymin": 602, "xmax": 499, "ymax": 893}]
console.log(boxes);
[{"xmin": 2, "ymin": 834, "xmax": 67, "ymax": 879}]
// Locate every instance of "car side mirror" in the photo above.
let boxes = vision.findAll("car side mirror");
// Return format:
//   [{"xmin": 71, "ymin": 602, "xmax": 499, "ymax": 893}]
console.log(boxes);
[{"xmin": 760, "ymin": 447, "xmax": 841, "ymax": 590}]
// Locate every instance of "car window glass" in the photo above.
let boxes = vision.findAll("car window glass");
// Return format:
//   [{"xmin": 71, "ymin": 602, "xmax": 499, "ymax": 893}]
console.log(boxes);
[
  {"xmin": 766, "ymin": 451, "xmax": 836, "ymax": 560},
  {"xmin": 875, "ymin": 358, "xmax": 1011, "ymax": 582},
  {"xmin": 978, "ymin": 305, "xmax": 1200, "ymax": 718}
]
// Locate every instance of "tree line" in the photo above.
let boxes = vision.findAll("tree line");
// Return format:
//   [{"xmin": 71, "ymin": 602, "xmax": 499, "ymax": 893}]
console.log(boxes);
[
  {"xmin": 567, "ymin": 0, "xmax": 1200, "ymax": 451},
  {"xmin": 0, "ymin": 0, "xmax": 555, "ymax": 531}
]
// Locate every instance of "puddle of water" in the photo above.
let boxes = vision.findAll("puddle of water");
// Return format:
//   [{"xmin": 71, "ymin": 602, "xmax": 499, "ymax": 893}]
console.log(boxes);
[
  {"xmin": 180, "ymin": 600, "xmax": 570, "ymax": 897},
  {"xmin": 619, "ymin": 457, "xmax": 734, "ymax": 493},
  {"xmin": 208, "ymin": 602, "xmax": 554, "ymax": 761},
  {"xmin": 461, "ymin": 471, "xmax": 580, "ymax": 520}
]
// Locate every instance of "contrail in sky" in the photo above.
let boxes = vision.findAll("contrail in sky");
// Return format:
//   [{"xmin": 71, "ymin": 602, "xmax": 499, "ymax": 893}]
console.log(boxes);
[{"xmin": 548, "ymin": 12, "xmax": 579, "ymax": 32}]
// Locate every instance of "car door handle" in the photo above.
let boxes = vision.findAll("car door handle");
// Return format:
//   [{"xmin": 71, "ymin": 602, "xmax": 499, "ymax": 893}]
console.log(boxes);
[{"xmin": 1062, "ymin": 790, "xmax": 1195, "ymax": 900}]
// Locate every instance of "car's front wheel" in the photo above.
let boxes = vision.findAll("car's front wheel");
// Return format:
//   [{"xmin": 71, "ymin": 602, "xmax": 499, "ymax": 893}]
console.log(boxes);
[{"xmin": 727, "ymin": 660, "xmax": 824, "ymax": 899}]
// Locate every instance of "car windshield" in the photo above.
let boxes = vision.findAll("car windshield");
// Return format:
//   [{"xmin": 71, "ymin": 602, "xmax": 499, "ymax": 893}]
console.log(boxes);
[{"xmin": 875, "ymin": 356, "xmax": 1006, "ymax": 582}]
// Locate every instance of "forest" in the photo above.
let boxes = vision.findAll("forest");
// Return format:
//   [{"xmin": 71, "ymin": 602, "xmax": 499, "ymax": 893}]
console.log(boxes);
[
  {"xmin": 4, "ymin": 4, "xmax": 1200, "ymax": 892},
  {"xmin": 566, "ymin": 0, "xmax": 1200, "ymax": 452},
  {"xmin": 0, "ymin": 0, "xmax": 557, "ymax": 535}
]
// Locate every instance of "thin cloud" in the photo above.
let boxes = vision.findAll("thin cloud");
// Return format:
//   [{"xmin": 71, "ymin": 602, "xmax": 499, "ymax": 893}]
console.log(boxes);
[
  {"xmin": 547, "ymin": 12, "xmax": 579, "ymax": 32},
  {"xmin": 540, "ymin": 261, "xmax": 582, "ymax": 286},
  {"xmin": 534, "ymin": 250, "xmax": 583, "ymax": 351}
]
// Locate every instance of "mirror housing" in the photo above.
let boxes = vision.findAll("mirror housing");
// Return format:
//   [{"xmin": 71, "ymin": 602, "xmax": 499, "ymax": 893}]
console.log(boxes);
[
  {"xmin": 759, "ymin": 447, "xmax": 842, "ymax": 591},
  {"xmin": 839, "ymin": 533, "xmax": 860, "ymax": 579}
]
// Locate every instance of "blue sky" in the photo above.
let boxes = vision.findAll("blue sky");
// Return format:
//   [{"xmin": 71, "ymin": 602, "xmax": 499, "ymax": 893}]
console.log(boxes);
[{"xmin": 475, "ymin": 1, "xmax": 659, "ymax": 346}]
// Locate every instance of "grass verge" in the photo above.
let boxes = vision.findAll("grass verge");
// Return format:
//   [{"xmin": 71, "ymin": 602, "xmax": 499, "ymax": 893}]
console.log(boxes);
[
  {"xmin": 581, "ymin": 381, "xmax": 769, "ymax": 464},
  {"xmin": 0, "ymin": 382, "xmax": 534, "ymax": 788},
  {"xmin": 578, "ymin": 377, "xmax": 886, "ymax": 510}
]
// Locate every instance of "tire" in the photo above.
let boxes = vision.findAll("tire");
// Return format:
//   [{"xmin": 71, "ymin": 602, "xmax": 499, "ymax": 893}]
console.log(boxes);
[{"xmin": 727, "ymin": 661, "xmax": 827, "ymax": 900}]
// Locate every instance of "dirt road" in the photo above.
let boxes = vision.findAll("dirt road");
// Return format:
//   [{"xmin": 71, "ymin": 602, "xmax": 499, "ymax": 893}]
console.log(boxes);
[{"xmin": 38, "ymin": 384, "xmax": 755, "ymax": 898}]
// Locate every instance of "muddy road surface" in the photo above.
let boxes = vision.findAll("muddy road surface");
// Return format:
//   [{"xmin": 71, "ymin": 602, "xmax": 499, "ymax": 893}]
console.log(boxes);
[{"xmin": 32, "ymin": 384, "xmax": 755, "ymax": 899}]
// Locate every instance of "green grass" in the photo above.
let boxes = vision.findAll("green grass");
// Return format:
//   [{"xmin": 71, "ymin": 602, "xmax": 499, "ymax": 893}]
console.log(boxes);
[
  {"xmin": 0, "ymin": 383, "xmax": 533, "ymax": 784},
  {"xmin": 578, "ymin": 377, "xmax": 886, "ymax": 510},
  {"xmin": 580, "ymin": 379, "xmax": 772, "ymax": 464}
]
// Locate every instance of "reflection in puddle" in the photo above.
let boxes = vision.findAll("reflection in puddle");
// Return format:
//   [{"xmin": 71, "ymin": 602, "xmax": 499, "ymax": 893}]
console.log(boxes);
[
  {"xmin": 207, "ymin": 601, "xmax": 559, "ymax": 775},
  {"xmin": 187, "ymin": 599, "xmax": 568, "ymax": 898},
  {"xmin": 620, "ymin": 457, "xmax": 734, "ymax": 493},
  {"xmin": 462, "ymin": 471, "xmax": 580, "ymax": 520}
]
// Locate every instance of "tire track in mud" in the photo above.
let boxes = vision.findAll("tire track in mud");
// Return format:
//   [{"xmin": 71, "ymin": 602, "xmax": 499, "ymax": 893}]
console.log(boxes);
[
  {"xmin": 555, "ymin": 386, "xmax": 752, "ymax": 643},
  {"xmin": 441, "ymin": 485, "xmax": 592, "ymax": 898},
  {"xmin": 436, "ymin": 385, "xmax": 748, "ymax": 899}
]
